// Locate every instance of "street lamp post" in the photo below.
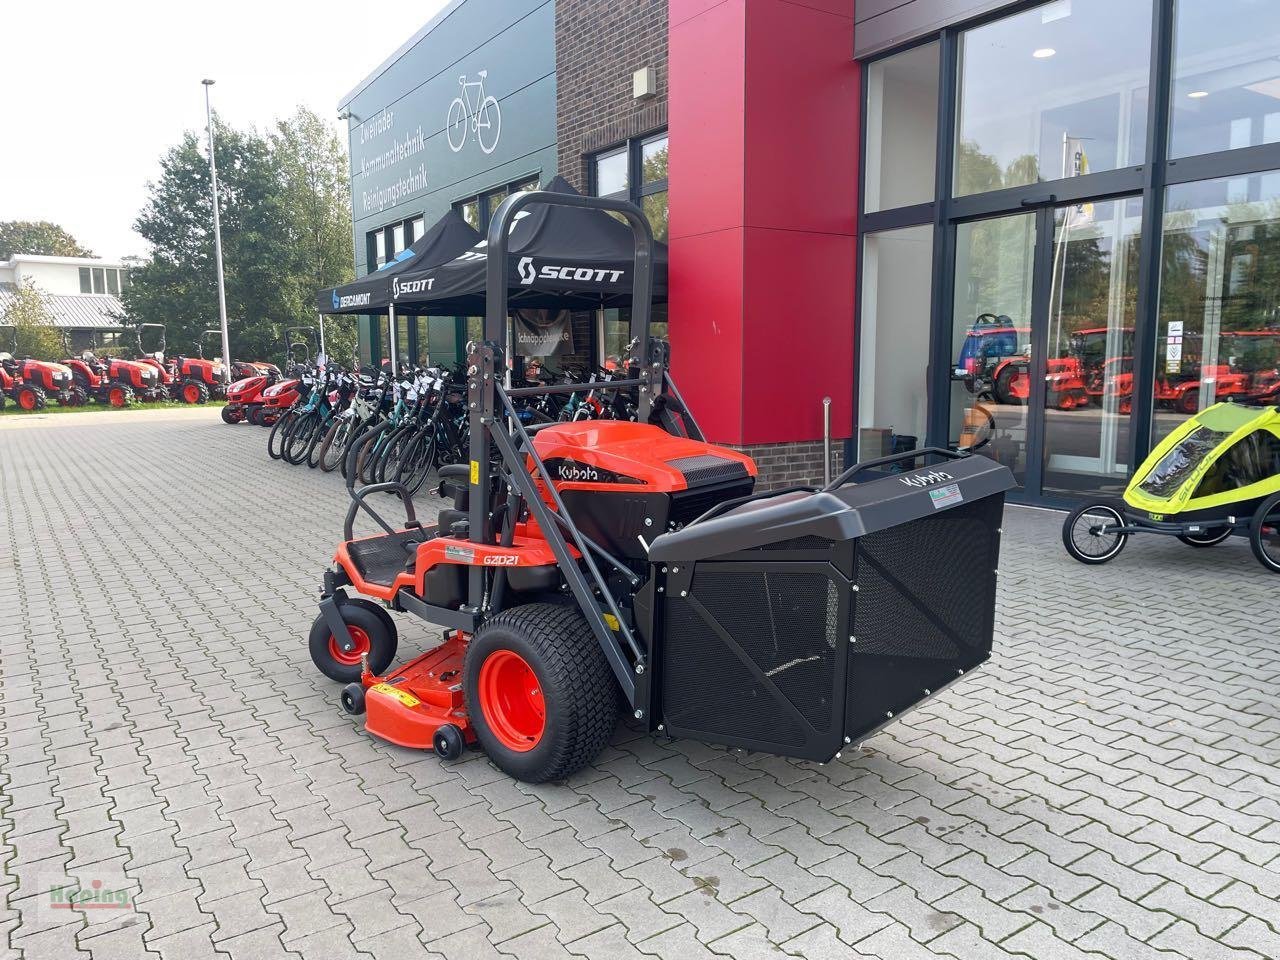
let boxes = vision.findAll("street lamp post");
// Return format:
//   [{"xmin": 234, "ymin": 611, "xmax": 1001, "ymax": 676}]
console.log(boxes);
[{"xmin": 202, "ymin": 79, "xmax": 232, "ymax": 384}]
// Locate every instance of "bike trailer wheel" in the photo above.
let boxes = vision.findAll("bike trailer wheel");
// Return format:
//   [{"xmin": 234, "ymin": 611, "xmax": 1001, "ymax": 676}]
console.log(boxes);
[
  {"xmin": 1249, "ymin": 492, "xmax": 1280, "ymax": 573},
  {"xmin": 1062, "ymin": 501, "xmax": 1128, "ymax": 565},
  {"xmin": 1177, "ymin": 527, "xmax": 1233, "ymax": 548}
]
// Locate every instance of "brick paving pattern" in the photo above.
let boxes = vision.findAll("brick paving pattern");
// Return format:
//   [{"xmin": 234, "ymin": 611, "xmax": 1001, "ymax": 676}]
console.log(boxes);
[{"xmin": 2, "ymin": 408, "xmax": 1278, "ymax": 959}]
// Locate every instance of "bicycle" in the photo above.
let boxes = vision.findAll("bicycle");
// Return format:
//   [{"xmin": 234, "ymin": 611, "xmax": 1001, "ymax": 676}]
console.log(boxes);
[{"xmin": 446, "ymin": 71, "xmax": 501, "ymax": 155}]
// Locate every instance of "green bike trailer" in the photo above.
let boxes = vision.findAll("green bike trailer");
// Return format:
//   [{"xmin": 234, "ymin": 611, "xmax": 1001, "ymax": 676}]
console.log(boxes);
[{"xmin": 1063, "ymin": 400, "xmax": 1280, "ymax": 572}]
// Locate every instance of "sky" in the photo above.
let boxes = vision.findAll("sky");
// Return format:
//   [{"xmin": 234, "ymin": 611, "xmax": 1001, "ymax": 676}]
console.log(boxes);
[{"xmin": 0, "ymin": 0, "xmax": 450, "ymax": 260}]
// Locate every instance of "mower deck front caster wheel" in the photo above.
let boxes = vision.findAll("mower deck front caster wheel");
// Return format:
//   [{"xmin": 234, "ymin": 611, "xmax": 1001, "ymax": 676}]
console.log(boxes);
[
  {"xmin": 309, "ymin": 603, "xmax": 398, "ymax": 683},
  {"xmin": 465, "ymin": 603, "xmax": 620, "ymax": 784},
  {"xmin": 340, "ymin": 683, "xmax": 366, "ymax": 715},
  {"xmin": 433, "ymin": 724, "xmax": 465, "ymax": 761}
]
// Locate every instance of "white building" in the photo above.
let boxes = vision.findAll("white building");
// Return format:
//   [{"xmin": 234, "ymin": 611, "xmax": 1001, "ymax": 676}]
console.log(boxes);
[{"xmin": 0, "ymin": 254, "xmax": 130, "ymax": 351}]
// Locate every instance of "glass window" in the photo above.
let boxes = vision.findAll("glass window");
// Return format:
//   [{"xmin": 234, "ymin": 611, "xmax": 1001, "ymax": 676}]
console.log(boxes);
[
  {"xmin": 391, "ymin": 222, "xmax": 405, "ymax": 256},
  {"xmin": 487, "ymin": 190, "xmax": 507, "ymax": 221},
  {"xmin": 79, "ymin": 267, "xmax": 91, "ymax": 293},
  {"xmin": 859, "ymin": 225, "xmax": 933, "ymax": 459},
  {"xmin": 594, "ymin": 147, "xmax": 628, "ymax": 197},
  {"xmin": 641, "ymin": 135, "xmax": 668, "ymax": 185},
  {"xmin": 373, "ymin": 230, "xmax": 386, "ymax": 266},
  {"xmin": 459, "ymin": 200, "xmax": 480, "ymax": 231},
  {"xmin": 949, "ymin": 212, "xmax": 1038, "ymax": 485},
  {"xmin": 511, "ymin": 177, "xmax": 540, "ymax": 194},
  {"xmin": 642, "ymin": 191, "xmax": 669, "ymax": 243},
  {"xmin": 119, "ymin": 270, "xmax": 130, "ymax": 291},
  {"xmin": 1170, "ymin": 0, "xmax": 1280, "ymax": 158},
  {"xmin": 1152, "ymin": 171, "xmax": 1280, "ymax": 440},
  {"xmin": 91, "ymin": 268, "xmax": 105, "ymax": 294},
  {"xmin": 954, "ymin": 0, "xmax": 1152, "ymax": 197},
  {"xmin": 866, "ymin": 42, "xmax": 939, "ymax": 212},
  {"xmin": 1041, "ymin": 197, "xmax": 1143, "ymax": 498},
  {"xmin": 106, "ymin": 269, "xmax": 120, "ymax": 295}
]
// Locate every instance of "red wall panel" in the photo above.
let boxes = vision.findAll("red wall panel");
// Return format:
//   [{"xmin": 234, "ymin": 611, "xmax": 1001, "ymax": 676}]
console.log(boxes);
[{"xmin": 669, "ymin": 0, "xmax": 859, "ymax": 447}]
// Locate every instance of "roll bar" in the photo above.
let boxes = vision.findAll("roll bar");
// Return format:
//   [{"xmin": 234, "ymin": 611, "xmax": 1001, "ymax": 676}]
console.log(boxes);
[
  {"xmin": 465, "ymin": 190, "xmax": 662, "ymax": 713},
  {"xmin": 483, "ymin": 189, "xmax": 655, "ymax": 360}
]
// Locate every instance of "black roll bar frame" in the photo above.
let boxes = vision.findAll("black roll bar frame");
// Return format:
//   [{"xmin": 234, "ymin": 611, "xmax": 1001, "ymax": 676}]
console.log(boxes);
[{"xmin": 463, "ymin": 189, "xmax": 663, "ymax": 713}]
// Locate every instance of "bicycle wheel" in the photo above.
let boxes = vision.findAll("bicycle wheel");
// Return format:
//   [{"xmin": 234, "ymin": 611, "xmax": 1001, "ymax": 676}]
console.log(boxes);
[
  {"xmin": 320, "ymin": 418, "xmax": 354, "ymax": 473},
  {"xmin": 352, "ymin": 422, "xmax": 390, "ymax": 486},
  {"xmin": 306, "ymin": 417, "xmax": 335, "ymax": 469},
  {"xmin": 398, "ymin": 427, "xmax": 440, "ymax": 495},
  {"xmin": 284, "ymin": 412, "xmax": 318, "ymax": 465},
  {"xmin": 377, "ymin": 424, "xmax": 416, "ymax": 484},
  {"xmin": 267, "ymin": 410, "xmax": 294, "ymax": 460},
  {"xmin": 340, "ymin": 421, "xmax": 373, "ymax": 480}
]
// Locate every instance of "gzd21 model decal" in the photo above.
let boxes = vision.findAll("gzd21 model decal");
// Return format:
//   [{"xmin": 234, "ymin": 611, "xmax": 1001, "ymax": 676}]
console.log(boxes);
[{"xmin": 517, "ymin": 256, "xmax": 625, "ymax": 286}]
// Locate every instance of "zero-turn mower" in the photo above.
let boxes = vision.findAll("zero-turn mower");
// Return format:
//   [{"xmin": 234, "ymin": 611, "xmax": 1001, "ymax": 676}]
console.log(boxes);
[{"xmin": 309, "ymin": 190, "xmax": 1015, "ymax": 782}]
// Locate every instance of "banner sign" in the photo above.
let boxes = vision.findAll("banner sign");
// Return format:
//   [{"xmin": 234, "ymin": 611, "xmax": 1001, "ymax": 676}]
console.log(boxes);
[{"xmin": 512, "ymin": 309, "xmax": 574, "ymax": 357}]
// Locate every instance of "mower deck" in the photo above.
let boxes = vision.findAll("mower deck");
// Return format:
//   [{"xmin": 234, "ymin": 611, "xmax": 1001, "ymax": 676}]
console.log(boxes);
[{"xmin": 362, "ymin": 632, "xmax": 474, "ymax": 750}]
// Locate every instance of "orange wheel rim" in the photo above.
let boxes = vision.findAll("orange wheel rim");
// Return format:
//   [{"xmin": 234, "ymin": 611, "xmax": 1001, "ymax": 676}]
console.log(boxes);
[
  {"xmin": 328, "ymin": 626, "xmax": 370, "ymax": 667},
  {"xmin": 19, "ymin": 391, "xmax": 36, "ymax": 410},
  {"xmin": 110, "ymin": 388, "xmax": 125, "ymax": 406},
  {"xmin": 478, "ymin": 650, "xmax": 544, "ymax": 752},
  {"xmin": 185, "ymin": 384, "xmax": 200, "ymax": 403}
]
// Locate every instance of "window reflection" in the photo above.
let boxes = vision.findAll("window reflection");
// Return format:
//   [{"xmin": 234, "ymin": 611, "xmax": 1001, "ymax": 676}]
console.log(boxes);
[{"xmin": 955, "ymin": 0, "xmax": 1151, "ymax": 197}]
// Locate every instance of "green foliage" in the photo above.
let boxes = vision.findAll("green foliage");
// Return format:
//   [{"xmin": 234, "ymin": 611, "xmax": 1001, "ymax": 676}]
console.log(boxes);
[
  {"xmin": 1, "ymin": 280, "xmax": 65, "ymax": 360},
  {"xmin": 0, "ymin": 221, "xmax": 95, "ymax": 259},
  {"xmin": 121, "ymin": 108, "xmax": 354, "ymax": 365}
]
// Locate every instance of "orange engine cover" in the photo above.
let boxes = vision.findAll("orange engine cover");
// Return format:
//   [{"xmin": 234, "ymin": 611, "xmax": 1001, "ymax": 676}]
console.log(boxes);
[{"xmin": 530, "ymin": 421, "xmax": 757, "ymax": 493}]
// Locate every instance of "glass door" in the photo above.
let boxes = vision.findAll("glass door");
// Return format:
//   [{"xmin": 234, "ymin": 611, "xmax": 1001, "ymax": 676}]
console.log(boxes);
[
  {"xmin": 1040, "ymin": 196, "xmax": 1143, "ymax": 498},
  {"xmin": 946, "ymin": 198, "xmax": 1143, "ymax": 500},
  {"xmin": 948, "ymin": 212, "xmax": 1038, "ymax": 488}
]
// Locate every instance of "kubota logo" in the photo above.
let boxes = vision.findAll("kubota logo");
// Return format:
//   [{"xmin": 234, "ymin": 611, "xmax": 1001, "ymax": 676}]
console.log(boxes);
[
  {"xmin": 517, "ymin": 256, "xmax": 624, "ymax": 286},
  {"xmin": 899, "ymin": 469, "xmax": 954, "ymax": 488},
  {"xmin": 557, "ymin": 462, "xmax": 599, "ymax": 482}
]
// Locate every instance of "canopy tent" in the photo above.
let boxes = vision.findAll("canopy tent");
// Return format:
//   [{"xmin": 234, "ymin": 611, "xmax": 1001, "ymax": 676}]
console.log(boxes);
[
  {"xmin": 316, "ymin": 208, "xmax": 482, "ymax": 315},
  {"xmin": 378, "ymin": 176, "xmax": 668, "ymax": 316}
]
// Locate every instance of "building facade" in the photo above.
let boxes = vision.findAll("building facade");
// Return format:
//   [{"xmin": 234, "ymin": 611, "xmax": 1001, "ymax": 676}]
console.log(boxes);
[
  {"xmin": 345, "ymin": 0, "xmax": 1280, "ymax": 501},
  {"xmin": 0, "ymin": 255, "xmax": 131, "ymax": 351}
]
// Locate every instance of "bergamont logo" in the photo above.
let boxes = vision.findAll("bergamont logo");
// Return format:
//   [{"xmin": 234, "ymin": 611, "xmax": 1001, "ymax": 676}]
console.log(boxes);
[{"xmin": 333, "ymin": 291, "xmax": 372, "ymax": 309}]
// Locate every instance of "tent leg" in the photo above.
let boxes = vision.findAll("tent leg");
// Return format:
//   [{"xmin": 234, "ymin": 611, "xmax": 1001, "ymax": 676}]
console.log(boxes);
[
  {"xmin": 388, "ymin": 304, "xmax": 398, "ymax": 376},
  {"xmin": 317, "ymin": 313, "xmax": 326, "ymax": 357}
]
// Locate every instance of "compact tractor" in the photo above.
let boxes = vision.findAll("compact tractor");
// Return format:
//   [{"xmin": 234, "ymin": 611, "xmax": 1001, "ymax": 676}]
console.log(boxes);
[
  {"xmin": 62, "ymin": 335, "xmax": 165, "ymax": 406},
  {"xmin": 0, "ymin": 329, "xmax": 80, "ymax": 409},
  {"xmin": 309, "ymin": 190, "xmax": 1015, "ymax": 784}
]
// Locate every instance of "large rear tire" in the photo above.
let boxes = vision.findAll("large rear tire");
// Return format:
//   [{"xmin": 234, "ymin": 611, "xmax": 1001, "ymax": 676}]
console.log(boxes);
[
  {"xmin": 179, "ymin": 380, "xmax": 210, "ymax": 405},
  {"xmin": 465, "ymin": 603, "xmax": 620, "ymax": 783},
  {"xmin": 1249, "ymin": 492, "xmax": 1280, "ymax": 574},
  {"xmin": 1062, "ymin": 500, "xmax": 1128, "ymax": 565}
]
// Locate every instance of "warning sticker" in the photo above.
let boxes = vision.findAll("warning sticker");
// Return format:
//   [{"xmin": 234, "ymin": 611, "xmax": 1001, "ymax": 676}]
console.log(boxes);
[
  {"xmin": 929, "ymin": 483, "xmax": 963, "ymax": 510},
  {"xmin": 469, "ymin": 460, "xmax": 480, "ymax": 485},
  {"xmin": 370, "ymin": 682, "xmax": 421, "ymax": 708},
  {"xmin": 445, "ymin": 544, "xmax": 476, "ymax": 563}
]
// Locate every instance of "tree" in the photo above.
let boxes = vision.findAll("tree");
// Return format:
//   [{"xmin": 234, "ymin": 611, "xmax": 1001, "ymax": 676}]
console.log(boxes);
[
  {"xmin": 0, "ymin": 221, "xmax": 94, "ymax": 259},
  {"xmin": 270, "ymin": 107, "xmax": 357, "ymax": 364},
  {"xmin": 121, "ymin": 108, "xmax": 356, "ymax": 365},
  {"xmin": 1, "ymin": 279, "xmax": 64, "ymax": 360}
]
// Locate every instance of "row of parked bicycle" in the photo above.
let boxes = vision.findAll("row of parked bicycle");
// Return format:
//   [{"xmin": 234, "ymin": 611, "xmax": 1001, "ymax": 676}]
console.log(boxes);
[{"xmin": 231, "ymin": 356, "xmax": 645, "ymax": 494}]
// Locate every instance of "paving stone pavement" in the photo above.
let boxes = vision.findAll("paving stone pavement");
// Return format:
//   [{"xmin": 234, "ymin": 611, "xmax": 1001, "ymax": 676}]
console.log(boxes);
[{"xmin": 2, "ymin": 408, "xmax": 1279, "ymax": 960}]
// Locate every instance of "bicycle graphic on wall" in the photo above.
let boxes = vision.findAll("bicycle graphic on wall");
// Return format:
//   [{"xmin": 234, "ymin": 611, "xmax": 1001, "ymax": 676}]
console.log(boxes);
[{"xmin": 447, "ymin": 71, "xmax": 502, "ymax": 155}]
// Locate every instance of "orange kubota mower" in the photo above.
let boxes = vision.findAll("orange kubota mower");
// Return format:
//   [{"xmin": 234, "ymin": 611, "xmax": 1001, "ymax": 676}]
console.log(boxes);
[{"xmin": 309, "ymin": 190, "xmax": 1015, "ymax": 783}]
